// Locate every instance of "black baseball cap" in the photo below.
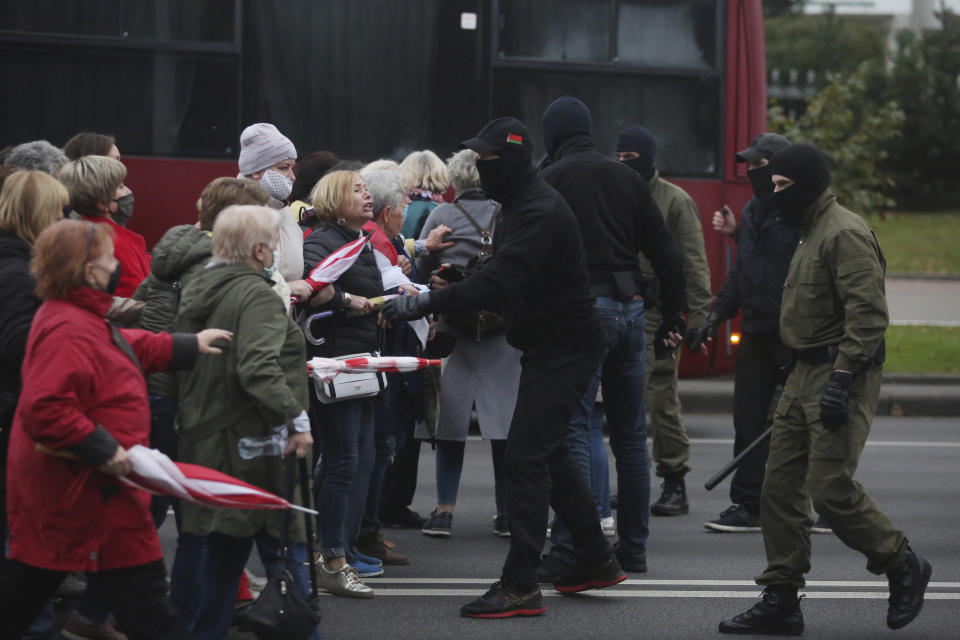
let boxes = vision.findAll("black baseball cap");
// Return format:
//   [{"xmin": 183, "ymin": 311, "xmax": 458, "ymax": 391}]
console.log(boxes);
[
  {"xmin": 735, "ymin": 133, "xmax": 790, "ymax": 164},
  {"xmin": 462, "ymin": 117, "xmax": 532, "ymax": 154}
]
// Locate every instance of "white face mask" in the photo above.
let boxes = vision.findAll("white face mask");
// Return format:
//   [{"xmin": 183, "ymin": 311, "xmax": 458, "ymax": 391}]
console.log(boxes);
[{"xmin": 259, "ymin": 169, "xmax": 293, "ymax": 202}]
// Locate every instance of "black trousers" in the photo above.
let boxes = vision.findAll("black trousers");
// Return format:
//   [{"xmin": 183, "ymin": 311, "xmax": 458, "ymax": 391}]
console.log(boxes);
[
  {"xmin": 0, "ymin": 558, "xmax": 190, "ymax": 640},
  {"xmin": 730, "ymin": 332, "xmax": 792, "ymax": 512},
  {"xmin": 502, "ymin": 343, "xmax": 611, "ymax": 591}
]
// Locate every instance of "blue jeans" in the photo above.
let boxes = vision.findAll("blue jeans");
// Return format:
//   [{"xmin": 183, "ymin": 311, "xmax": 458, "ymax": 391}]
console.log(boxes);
[
  {"xmin": 192, "ymin": 531, "xmax": 318, "ymax": 640},
  {"xmin": 169, "ymin": 531, "xmax": 208, "ymax": 631},
  {"xmin": 435, "ymin": 439, "xmax": 508, "ymax": 512},
  {"xmin": 549, "ymin": 296, "xmax": 649, "ymax": 564},
  {"xmin": 359, "ymin": 431, "xmax": 396, "ymax": 536},
  {"xmin": 311, "ymin": 395, "xmax": 375, "ymax": 558},
  {"xmin": 148, "ymin": 395, "xmax": 179, "ymax": 527},
  {"xmin": 589, "ymin": 403, "xmax": 612, "ymax": 519}
]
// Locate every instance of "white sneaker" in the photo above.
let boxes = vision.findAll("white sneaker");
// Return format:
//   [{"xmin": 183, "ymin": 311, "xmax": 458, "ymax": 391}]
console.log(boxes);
[
  {"xmin": 601, "ymin": 516, "xmax": 616, "ymax": 537},
  {"xmin": 318, "ymin": 562, "xmax": 374, "ymax": 598}
]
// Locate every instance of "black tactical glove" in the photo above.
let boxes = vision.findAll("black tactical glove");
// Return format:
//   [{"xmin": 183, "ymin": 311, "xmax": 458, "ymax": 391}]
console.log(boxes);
[
  {"xmin": 819, "ymin": 370, "xmax": 853, "ymax": 431},
  {"xmin": 685, "ymin": 311, "xmax": 719, "ymax": 353},
  {"xmin": 381, "ymin": 292, "xmax": 433, "ymax": 322},
  {"xmin": 654, "ymin": 312, "xmax": 687, "ymax": 360}
]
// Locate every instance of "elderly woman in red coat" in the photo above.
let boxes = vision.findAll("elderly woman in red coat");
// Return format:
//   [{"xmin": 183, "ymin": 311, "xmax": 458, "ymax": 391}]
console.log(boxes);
[{"xmin": 0, "ymin": 220, "xmax": 230, "ymax": 640}]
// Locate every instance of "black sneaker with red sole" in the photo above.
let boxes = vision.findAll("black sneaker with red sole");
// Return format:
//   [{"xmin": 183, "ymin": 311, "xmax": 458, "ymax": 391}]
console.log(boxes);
[
  {"xmin": 554, "ymin": 555, "xmax": 627, "ymax": 593},
  {"xmin": 460, "ymin": 581, "xmax": 546, "ymax": 618}
]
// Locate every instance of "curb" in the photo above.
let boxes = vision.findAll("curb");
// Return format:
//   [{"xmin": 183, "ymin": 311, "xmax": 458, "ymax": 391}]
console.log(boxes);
[{"xmin": 679, "ymin": 379, "xmax": 960, "ymax": 417}]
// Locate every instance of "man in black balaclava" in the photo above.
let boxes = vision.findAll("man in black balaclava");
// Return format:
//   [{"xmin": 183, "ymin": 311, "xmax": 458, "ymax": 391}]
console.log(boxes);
[
  {"xmin": 382, "ymin": 117, "xmax": 627, "ymax": 619},
  {"xmin": 719, "ymin": 142, "xmax": 932, "ymax": 635},
  {"xmin": 687, "ymin": 132, "xmax": 805, "ymax": 535},
  {"xmin": 615, "ymin": 125, "xmax": 713, "ymax": 519},
  {"xmin": 536, "ymin": 95, "xmax": 686, "ymax": 582}
]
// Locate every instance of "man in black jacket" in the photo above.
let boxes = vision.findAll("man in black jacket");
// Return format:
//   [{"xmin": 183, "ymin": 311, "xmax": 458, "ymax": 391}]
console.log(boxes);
[
  {"xmin": 383, "ymin": 117, "xmax": 633, "ymax": 618},
  {"xmin": 687, "ymin": 133, "xmax": 800, "ymax": 532},
  {"xmin": 536, "ymin": 96, "xmax": 687, "ymax": 577}
]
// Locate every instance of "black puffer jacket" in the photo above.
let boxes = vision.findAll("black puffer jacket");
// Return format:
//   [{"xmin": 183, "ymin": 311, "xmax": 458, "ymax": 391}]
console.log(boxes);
[
  {"xmin": 541, "ymin": 135, "xmax": 686, "ymax": 317},
  {"xmin": 0, "ymin": 230, "xmax": 41, "ymax": 528},
  {"xmin": 712, "ymin": 196, "xmax": 800, "ymax": 335},
  {"xmin": 301, "ymin": 222, "xmax": 383, "ymax": 356},
  {"xmin": 134, "ymin": 225, "xmax": 213, "ymax": 397}
]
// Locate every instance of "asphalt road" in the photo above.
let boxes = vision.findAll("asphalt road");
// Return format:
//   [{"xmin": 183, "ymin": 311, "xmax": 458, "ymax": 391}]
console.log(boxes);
[
  {"xmin": 158, "ymin": 414, "xmax": 960, "ymax": 640},
  {"xmin": 885, "ymin": 277, "xmax": 960, "ymax": 326}
]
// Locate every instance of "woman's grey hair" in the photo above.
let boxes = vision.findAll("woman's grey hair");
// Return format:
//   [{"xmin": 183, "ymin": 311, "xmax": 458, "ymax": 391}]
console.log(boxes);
[
  {"xmin": 5, "ymin": 140, "xmax": 69, "ymax": 176},
  {"xmin": 361, "ymin": 169, "xmax": 404, "ymax": 219},
  {"xmin": 212, "ymin": 205, "xmax": 281, "ymax": 265},
  {"xmin": 446, "ymin": 149, "xmax": 480, "ymax": 192}
]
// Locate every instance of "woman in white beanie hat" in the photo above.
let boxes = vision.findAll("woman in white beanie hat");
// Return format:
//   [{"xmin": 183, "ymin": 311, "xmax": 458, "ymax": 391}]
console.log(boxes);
[{"xmin": 238, "ymin": 123, "xmax": 303, "ymax": 283}]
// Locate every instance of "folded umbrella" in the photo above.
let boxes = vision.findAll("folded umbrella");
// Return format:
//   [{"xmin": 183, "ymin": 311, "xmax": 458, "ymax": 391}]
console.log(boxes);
[
  {"xmin": 119, "ymin": 445, "xmax": 318, "ymax": 514},
  {"xmin": 306, "ymin": 355, "xmax": 441, "ymax": 384}
]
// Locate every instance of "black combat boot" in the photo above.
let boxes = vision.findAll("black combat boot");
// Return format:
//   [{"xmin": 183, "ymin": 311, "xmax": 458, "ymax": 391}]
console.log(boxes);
[
  {"xmin": 719, "ymin": 584, "xmax": 804, "ymax": 635},
  {"xmin": 886, "ymin": 546, "xmax": 932, "ymax": 629},
  {"xmin": 651, "ymin": 475, "xmax": 689, "ymax": 516}
]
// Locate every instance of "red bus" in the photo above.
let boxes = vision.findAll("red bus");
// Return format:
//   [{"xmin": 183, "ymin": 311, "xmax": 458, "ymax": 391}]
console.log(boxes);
[{"xmin": 0, "ymin": 0, "xmax": 766, "ymax": 375}]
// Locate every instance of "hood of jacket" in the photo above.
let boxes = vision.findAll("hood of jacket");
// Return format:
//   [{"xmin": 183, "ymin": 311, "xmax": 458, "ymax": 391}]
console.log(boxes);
[
  {"xmin": 150, "ymin": 225, "xmax": 213, "ymax": 282},
  {"xmin": 541, "ymin": 95, "xmax": 593, "ymax": 159},
  {"xmin": 178, "ymin": 262, "xmax": 272, "ymax": 324}
]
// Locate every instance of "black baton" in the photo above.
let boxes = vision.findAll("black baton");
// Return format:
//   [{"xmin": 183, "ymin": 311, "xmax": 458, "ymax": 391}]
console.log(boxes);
[{"xmin": 704, "ymin": 427, "xmax": 772, "ymax": 491}]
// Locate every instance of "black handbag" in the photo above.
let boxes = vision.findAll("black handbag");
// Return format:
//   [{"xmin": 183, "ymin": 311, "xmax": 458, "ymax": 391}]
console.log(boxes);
[{"xmin": 241, "ymin": 457, "xmax": 321, "ymax": 640}]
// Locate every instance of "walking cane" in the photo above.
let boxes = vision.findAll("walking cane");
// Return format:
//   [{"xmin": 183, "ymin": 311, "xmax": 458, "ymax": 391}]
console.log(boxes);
[
  {"xmin": 299, "ymin": 457, "xmax": 319, "ymax": 601},
  {"xmin": 704, "ymin": 427, "xmax": 772, "ymax": 491}
]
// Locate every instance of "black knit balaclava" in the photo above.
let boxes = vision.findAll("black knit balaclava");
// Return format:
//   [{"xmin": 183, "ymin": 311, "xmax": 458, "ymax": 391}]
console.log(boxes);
[
  {"xmin": 617, "ymin": 126, "xmax": 657, "ymax": 181},
  {"xmin": 768, "ymin": 143, "xmax": 831, "ymax": 219},
  {"xmin": 541, "ymin": 95, "xmax": 593, "ymax": 159}
]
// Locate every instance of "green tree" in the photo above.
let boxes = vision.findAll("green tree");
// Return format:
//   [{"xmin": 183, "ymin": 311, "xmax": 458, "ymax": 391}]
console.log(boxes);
[
  {"xmin": 764, "ymin": 0, "xmax": 806, "ymax": 16},
  {"xmin": 765, "ymin": 8, "xmax": 889, "ymax": 86},
  {"xmin": 879, "ymin": 6, "xmax": 960, "ymax": 209},
  {"xmin": 768, "ymin": 66, "xmax": 905, "ymax": 214}
]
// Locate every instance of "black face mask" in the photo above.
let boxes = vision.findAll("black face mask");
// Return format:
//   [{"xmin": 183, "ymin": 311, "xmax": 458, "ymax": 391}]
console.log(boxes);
[
  {"xmin": 747, "ymin": 165, "xmax": 774, "ymax": 197},
  {"xmin": 772, "ymin": 185, "xmax": 816, "ymax": 220},
  {"xmin": 100, "ymin": 264, "xmax": 122, "ymax": 295},
  {"xmin": 622, "ymin": 157, "xmax": 655, "ymax": 181},
  {"xmin": 477, "ymin": 153, "xmax": 533, "ymax": 203}
]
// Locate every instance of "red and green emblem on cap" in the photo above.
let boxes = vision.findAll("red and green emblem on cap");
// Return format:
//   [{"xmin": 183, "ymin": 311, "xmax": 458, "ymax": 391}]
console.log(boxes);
[{"xmin": 506, "ymin": 133, "xmax": 523, "ymax": 145}]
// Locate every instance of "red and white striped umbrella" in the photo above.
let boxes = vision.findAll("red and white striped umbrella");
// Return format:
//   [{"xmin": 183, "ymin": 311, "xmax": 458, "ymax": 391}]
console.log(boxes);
[
  {"xmin": 304, "ymin": 236, "xmax": 367, "ymax": 293},
  {"xmin": 307, "ymin": 356, "xmax": 441, "ymax": 383},
  {"xmin": 119, "ymin": 445, "xmax": 316, "ymax": 514}
]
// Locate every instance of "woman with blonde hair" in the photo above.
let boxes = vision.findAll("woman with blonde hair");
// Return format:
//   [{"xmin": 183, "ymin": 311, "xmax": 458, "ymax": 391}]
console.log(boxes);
[
  {"xmin": 399, "ymin": 149, "xmax": 450, "ymax": 239},
  {"xmin": 301, "ymin": 170, "xmax": 384, "ymax": 596},
  {"xmin": 1, "ymin": 170, "xmax": 69, "ymax": 547},
  {"xmin": 59, "ymin": 155, "xmax": 149, "ymax": 297}
]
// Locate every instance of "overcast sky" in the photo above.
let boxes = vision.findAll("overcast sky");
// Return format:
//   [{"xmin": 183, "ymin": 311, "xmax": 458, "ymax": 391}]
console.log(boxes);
[{"xmin": 807, "ymin": 0, "xmax": 960, "ymax": 14}]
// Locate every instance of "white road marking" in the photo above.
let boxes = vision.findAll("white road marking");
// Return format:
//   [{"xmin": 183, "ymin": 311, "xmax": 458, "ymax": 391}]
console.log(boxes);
[
  {"xmin": 367, "ymin": 578, "xmax": 960, "ymax": 588},
  {"xmin": 687, "ymin": 439, "xmax": 960, "ymax": 448},
  {"xmin": 325, "ymin": 588, "xmax": 960, "ymax": 600}
]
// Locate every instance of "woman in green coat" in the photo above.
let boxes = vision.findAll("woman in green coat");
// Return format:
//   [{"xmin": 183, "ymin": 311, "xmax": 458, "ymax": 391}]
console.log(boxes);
[{"xmin": 174, "ymin": 204, "xmax": 317, "ymax": 640}]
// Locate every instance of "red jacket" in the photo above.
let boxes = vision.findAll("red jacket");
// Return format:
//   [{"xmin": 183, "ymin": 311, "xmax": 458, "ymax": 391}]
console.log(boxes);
[
  {"xmin": 6, "ymin": 287, "xmax": 173, "ymax": 572},
  {"xmin": 81, "ymin": 215, "xmax": 151, "ymax": 298}
]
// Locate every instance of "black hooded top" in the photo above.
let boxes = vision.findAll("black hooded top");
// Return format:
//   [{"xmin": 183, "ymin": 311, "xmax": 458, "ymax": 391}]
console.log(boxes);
[
  {"xmin": 539, "ymin": 96, "xmax": 686, "ymax": 317},
  {"xmin": 428, "ymin": 117, "xmax": 603, "ymax": 351}
]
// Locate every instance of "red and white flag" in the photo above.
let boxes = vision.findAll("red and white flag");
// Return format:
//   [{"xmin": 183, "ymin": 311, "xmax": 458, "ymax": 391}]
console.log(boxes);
[
  {"xmin": 119, "ymin": 445, "xmax": 316, "ymax": 514},
  {"xmin": 304, "ymin": 236, "xmax": 368, "ymax": 293}
]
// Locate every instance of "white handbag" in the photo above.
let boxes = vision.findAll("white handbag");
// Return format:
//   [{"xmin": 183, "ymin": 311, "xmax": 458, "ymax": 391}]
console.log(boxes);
[{"xmin": 313, "ymin": 352, "xmax": 388, "ymax": 404}]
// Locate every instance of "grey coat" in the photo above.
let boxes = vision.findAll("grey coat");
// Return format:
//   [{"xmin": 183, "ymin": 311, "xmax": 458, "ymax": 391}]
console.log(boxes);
[{"xmin": 415, "ymin": 190, "xmax": 521, "ymax": 441}]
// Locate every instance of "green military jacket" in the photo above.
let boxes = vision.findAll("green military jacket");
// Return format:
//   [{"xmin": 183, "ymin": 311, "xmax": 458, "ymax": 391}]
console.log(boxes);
[
  {"xmin": 640, "ymin": 171, "xmax": 713, "ymax": 329},
  {"xmin": 133, "ymin": 225, "xmax": 213, "ymax": 397},
  {"xmin": 175, "ymin": 262, "xmax": 309, "ymax": 541},
  {"xmin": 779, "ymin": 189, "xmax": 887, "ymax": 372}
]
